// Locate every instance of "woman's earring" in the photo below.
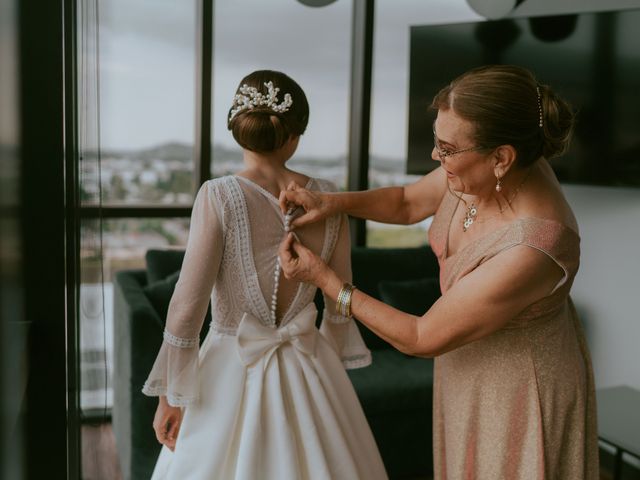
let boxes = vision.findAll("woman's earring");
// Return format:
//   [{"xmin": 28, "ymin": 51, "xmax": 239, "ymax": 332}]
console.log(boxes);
[{"xmin": 495, "ymin": 175, "xmax": 502, "ymax": 192}]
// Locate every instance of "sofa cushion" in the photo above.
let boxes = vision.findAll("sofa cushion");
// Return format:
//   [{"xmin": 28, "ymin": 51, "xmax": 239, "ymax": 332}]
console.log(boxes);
[
  {"xmin": 351, "ymin": 246, "xmax": 439, "ymax": 298},
  {"xmin": 145, "ymin": 249, "xmax": 185, "ymax": 284},
  {"xmin": 142, "ymin": 270, "xmax": 181, "ymax": 328},
  {"xmin": 347, "ymin": 349, "xmax": 433, "ymax": 416},
  {"xmin": 351, "ymin": 246, "xmax": 440, "ymax": 350},
  {"xmin": 378, "ymin": 277, "xmax": 441, "ymax": 317}
]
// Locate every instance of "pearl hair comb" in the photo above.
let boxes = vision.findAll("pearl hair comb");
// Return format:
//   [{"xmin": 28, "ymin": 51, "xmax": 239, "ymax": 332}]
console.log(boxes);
[{"xmin": 228, "ymin": 81, "xmax": 293, "ymax": 122}]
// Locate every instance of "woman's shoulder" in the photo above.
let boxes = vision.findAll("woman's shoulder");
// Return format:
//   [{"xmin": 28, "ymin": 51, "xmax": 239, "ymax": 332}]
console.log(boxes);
[
  {"xmin": 201, "ymin": 175, "xmax": 233, "ymax": 192},
  {"xmin": 509, "ymin": 216, "xmax": 579, "ymax": 244},
  {"xmin": 307, "ymin": 176, "xmax": 340, "ymax": 193},
  {"xmin": 200, "ymin": 176, "xmax": 242, "ymax": 209},
  {"xmin": 514, "ymin": 161, "xmax": 579, "ymax": 235},
  {"xmin": 206, "ymin": 175, "xmax": 235, "ymax": 186},
  {"xmin": 499, "ymin": 217, "xmax": 580, "ymax": 280}
]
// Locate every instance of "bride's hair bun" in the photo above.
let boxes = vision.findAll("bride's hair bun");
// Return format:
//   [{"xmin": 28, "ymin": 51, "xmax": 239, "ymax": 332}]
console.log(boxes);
[{"xmin": 227, "ymin": 70, "xmax": 309, "ymax": 153}]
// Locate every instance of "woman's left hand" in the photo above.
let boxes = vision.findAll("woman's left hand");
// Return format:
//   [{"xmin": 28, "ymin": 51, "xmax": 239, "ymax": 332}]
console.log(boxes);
[
  {"xmin": 153, "ymin": 396, "xmax": 183, "ymax": 452},
  {"xmin": 278, "ymin": 233, "xmax": 329, "ymax": 287}
]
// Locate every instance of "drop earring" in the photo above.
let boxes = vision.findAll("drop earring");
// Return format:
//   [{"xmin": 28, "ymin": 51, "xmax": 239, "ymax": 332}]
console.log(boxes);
[{"xmin": 495, "ymin": 174, "xmax": 502, "ymax": 193}]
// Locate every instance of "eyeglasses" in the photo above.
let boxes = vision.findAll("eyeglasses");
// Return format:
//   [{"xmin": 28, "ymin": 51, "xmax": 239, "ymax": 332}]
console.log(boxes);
[{"xmin": 432, "ymin": 123, "xmax": 489, "ymax": 158}]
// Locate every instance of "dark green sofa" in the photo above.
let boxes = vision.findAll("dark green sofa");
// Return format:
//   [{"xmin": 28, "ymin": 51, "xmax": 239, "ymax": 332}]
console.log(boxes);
[{"xmin": 113, "ymin": 246, "xmax": 441, "ymax": 480}]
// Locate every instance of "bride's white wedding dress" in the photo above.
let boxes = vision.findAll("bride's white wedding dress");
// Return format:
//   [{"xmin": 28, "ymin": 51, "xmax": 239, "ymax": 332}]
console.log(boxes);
[{"xmin": 142, "ymin": 175, "xmax": 387, "ymax": 480}]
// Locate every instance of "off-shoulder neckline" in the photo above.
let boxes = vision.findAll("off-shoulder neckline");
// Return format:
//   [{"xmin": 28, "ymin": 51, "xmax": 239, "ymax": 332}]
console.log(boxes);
[{"xmin": 443, "ymin": 192, "xmax": 579, "ymax": 261}]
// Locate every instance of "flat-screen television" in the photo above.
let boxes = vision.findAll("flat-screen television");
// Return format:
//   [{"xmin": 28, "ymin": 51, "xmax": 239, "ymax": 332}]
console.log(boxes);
[{"xmin": 407, "ymin": 9, "xmax": 640, "ymax": 187}]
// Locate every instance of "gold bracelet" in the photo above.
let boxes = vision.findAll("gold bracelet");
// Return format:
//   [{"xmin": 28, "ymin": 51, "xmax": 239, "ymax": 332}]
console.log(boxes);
[
  {"xmin": 337, "ymin": 283, "xmax": 349, "ymax": 317},
  {"xmin": 337, "ymin": 283, "xmax": 356, "ymax": 317},
  {"xmin": 344, "ymin": 284, "xmax": 355, "ymax": 317},
  {"xmin": 336, "ymin": 286, "xmax": 346, "ymax": 317}
]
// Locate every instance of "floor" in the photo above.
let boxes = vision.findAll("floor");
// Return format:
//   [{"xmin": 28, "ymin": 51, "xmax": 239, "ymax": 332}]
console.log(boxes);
[
  {"xmin": 81, "ymin": 423, "xmax": 122, "ymax": 480},
  {"xmin": 82, "ymin": 422, "xmax": 634, "ymax": 480}
]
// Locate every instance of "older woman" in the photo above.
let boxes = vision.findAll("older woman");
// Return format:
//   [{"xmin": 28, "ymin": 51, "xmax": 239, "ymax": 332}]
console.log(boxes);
[{"xmin": 278, "ymin": 65, "xmax": 598, "ymax": 479}]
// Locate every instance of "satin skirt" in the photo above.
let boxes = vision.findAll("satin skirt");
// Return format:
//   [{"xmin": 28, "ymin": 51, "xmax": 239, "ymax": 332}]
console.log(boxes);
[{"xmin": 150, "ymin": 329, "xmax": 387, "ymax": 480}]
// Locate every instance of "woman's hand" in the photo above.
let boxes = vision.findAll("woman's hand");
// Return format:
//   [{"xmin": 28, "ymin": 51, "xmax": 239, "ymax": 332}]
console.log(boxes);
[
  {"xmin": 279, "ymin": 232, "xmax": 332, "ymax": 288},
  {"xmin": 279, "ymin": 182, "xmax": 335, "ymax": 229},
  {"xmin": 153, "ymin": 396, "xmax": 183, "ymax": 452}
]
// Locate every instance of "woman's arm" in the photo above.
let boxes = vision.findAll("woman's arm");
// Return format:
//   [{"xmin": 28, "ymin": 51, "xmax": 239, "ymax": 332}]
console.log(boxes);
[
  {"xmin": 280, "ymin": 235, "xmax": 563, "ymax": 357},
  {"xmin": 143, "ymin": 181, "xmax": 224, "ymax": 406},
  {"xmin": 280, "ymin": 166, "xmax": 447, "ymax": 228}
]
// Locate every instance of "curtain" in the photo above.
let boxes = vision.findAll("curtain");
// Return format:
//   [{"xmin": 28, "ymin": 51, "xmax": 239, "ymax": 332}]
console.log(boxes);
[{"xmin": 78, "ymin": 0, "xmax": 111, "ymax": 418}]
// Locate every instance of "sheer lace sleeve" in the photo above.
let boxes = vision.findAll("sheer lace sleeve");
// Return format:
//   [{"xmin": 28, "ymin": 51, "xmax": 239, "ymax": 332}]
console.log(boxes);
[
  {"xmin": 142, "ymin": 181, "xmax": 224, "ymax": 406},
  {"xmin": 319, "ymin": 213, "xmax": 372, "ymax": 369}
]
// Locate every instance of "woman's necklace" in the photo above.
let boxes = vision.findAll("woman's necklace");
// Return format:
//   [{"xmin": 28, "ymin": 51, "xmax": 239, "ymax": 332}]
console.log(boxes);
[{"xmin": 461, "ymin": 168, "xmax": 532, "ymax": 233}]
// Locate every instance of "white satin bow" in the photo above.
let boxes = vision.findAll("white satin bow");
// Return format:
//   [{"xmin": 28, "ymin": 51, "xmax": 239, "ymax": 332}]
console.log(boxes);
[{"xmin": 237, "ymin": 302, "xmax": 318, "ymax": 369}]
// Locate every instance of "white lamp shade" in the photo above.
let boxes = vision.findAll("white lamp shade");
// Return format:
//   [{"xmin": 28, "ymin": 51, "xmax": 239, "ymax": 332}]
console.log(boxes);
[
  {"xmin": 466, "ymin": 0, "xmax": 525, "ymax": 19},
  {"xmin": 297, "ymin": 0, "xmax": 338, "ymax": 7}
]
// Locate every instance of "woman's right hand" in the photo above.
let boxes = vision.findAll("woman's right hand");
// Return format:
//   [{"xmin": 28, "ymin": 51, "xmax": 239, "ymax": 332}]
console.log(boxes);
[
  {"xmin": 153, "ymin": 396, "xmax": 183, "ymax": 451},
  {"xmin": 279, "ymin": 181, "xmax": 335, "ymax": 229},
  {"xmin": 278, "ymin": 232, "xmax": 332, "ymax": 287}
]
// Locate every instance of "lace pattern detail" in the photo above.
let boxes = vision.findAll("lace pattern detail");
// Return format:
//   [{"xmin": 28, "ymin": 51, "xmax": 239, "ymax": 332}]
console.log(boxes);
[
  {"xmin": 210, "ymin": 181, "xmax": 240, "ymax": 328},
  {"xmin": 315, "ymin": 179, "xmax": 342, "ymax": 263},
  {"xmin": 209, "ymin": 321, "xmax": 238, "ymax": 336},
  {"xmin": 141, "ymin": 382, "xmax": 197, "ymax": 407},
  {"xmin": 163, "ymin": 329, "xmax": 198, "ymax": 348},
  {"xmin": 342, "ymin": 352, "xmax": 372, "ymax": 369},
  {"xmin": 208, "ymin": 178, "xmax": 254, "ymax": 333},
  {"xmin": 227, "ymin": 178, "xmax": 273, "ymax": 324}
]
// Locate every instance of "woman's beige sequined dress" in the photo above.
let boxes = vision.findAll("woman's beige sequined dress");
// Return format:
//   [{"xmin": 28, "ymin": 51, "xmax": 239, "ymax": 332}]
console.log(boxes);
[{"xmin": 428, "ymin": 191, "xmax": 599, "ymax": 480}]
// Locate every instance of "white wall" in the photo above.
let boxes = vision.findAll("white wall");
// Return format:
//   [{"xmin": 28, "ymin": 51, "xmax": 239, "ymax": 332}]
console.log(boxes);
[
  {"xmin": 562, "ymin": 186, "xmax": 640, "ymax": 389},
  {"xmin": 513, "ymin": 0, "xmax": 640, "ymax": 391}
]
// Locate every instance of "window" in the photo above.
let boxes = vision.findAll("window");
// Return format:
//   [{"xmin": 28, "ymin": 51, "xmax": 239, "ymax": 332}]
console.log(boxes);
[
  {"xmin": 97, "ymin": 0, "xmax": 197, "ymax": 205},
  {"xmin": 79, "ymin": 218, "xmax": 189, "ymax": 412},
  {"xmin": 366, "ymin": 0, "xmax": 479, "ymax": 247},
  {"xmin": 211, "ymin": 0, "xmax": 353, "ymax": 188},
  {"xmin": 78, "ymin": 0, "xmax": 198, "ymax": 416}
]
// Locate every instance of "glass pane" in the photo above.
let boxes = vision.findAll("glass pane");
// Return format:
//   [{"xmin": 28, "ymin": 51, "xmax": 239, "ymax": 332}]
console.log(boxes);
[
  {"xmin": 366, "ymin": 220, "xmax": 432, "ymax": 248},
  {"xmin": 211, "ymin": 0, "xmax": 352, "ymax": 189},
  {"xmin": 94, "ymin": 0, "xmax": 197, "ymax": 205},
  {"xmin": 77, "ymin": 1, "xmax": 197, "ymax": 476},
  {"xmin": 367, "ymin": 0, "xmax": 479, "ymax": 247},
  {"xmin": 79, "ymin": 217, "xmax": 190, "ymax": 414}
]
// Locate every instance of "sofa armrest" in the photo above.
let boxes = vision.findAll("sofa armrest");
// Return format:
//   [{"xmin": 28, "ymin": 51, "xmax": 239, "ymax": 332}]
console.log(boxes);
[{"xmin": 113, "ymin": 270, "xmax": 164, "ymax": 480}]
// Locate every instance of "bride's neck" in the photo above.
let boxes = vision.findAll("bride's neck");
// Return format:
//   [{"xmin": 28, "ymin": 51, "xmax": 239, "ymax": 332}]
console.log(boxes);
[
  {"xmin": 242, "ymin": 147, "xmax": 289, "ymax": 169},
  {"xmin": 238, "ymin": 150, "xmax": 301, "ymax": 193}
]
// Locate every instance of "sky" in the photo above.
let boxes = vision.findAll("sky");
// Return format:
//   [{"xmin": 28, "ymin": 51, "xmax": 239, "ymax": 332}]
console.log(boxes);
[{"xmin": 97, "ymin": 0, "xmax": 482, "ymax": 160}]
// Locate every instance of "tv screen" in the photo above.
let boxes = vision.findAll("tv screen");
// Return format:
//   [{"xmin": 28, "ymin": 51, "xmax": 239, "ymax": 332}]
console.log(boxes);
[{"xmin": 407, "ymin": 9, "xmax": 640, "ymax": 187}]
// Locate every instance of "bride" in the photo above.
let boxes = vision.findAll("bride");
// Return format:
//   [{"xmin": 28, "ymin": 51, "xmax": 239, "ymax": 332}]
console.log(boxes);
[{"xmin": 142, "ymin": 70, "xmax": 387, "ymax": 480}]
